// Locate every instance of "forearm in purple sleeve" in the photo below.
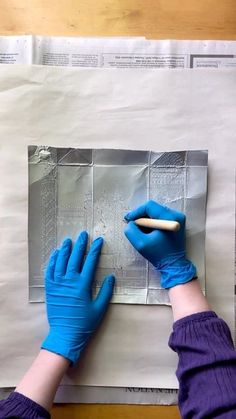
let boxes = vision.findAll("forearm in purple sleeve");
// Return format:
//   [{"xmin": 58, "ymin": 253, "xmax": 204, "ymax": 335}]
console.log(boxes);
[
  {"xmin": 169, "ymin": 311, "xmax": 236, "ymax": 419},
  {"xmin": 0, "ymin": 391, "xmax": 50, "ymax": 419}
]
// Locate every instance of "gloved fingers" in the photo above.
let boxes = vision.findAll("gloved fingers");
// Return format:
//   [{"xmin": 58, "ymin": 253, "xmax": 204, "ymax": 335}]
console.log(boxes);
[
  {"xmin": 94, "ymin": 274, "xmax": 115, "ymax": 313},
  {"xmin": 149, "ymin": 202, "xmax": 186, "ymax": 225},
  {"xmin": 125, "ymin": 200, "xmax": 186, "ymax": 225},
  {"xmin": 146, "ymin": 201, "xmax": 186, "ymax": 225},
  {"xmin": 124, "ymin": 200, "xmax": 166, "ymax": 221},
  {"xmin": 45, "ymin": 249, "xmax": 59, "ymax": 281},
  {"xmin": 67, "ymin": 231, "xmax": 88, "ymax": 274},
  {"xmin": 124, "ymin": 220, "xmax": 146, "ymax": 250},
  {"xmin": 124, "ymin": 202, "xmax": 148, "ymax": 221},
  {"xmin": 54, "ymin": 238, "xmax": 72, "ymax": 279},
  {"xmin": 125, "ymin": 221, "xmax": 165, "ymax": 251},
  {"xmin": 81, "ymin": 237, "xmax": 103, "ymax": 286}
]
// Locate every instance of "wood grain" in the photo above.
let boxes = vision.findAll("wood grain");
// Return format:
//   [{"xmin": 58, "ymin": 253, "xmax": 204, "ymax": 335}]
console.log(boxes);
[
  {"xmin": 52, "ymin": 404, "xmax": 181, "ymax": 418},
  {"xmin": 1, "ymin": 1, "xmax": 235, "ymax": 418},
  {"xmin": 1, "ymin": 0, "xmax": 236, "ymax": 39}
]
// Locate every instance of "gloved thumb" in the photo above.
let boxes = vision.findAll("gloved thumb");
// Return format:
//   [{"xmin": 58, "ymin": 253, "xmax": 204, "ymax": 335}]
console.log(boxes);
[{"xmin": 94, "ymin": 275, "xmax": 115, "ymax": 313}]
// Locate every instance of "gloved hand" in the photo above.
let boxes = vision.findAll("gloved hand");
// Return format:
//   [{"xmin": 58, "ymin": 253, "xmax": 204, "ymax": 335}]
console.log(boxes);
[
  {"xmin": 41, "ymin": 231, "xmax": 115, "ymax": 365},
  {"xmin": 124, "ymin": 200, "xmax": 196, "ymax": 289}
]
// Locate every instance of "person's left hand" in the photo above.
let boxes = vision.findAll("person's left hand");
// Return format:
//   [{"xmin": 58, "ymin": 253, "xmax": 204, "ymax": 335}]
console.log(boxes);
[{"xmin": 41, "ymin": 231, "xmax": 115, "ymax": 365}]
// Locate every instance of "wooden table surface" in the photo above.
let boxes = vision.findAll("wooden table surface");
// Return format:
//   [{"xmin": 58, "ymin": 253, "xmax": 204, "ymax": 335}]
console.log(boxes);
[
  {"xmin": 1, "ymin": 0, "xmax": 236, "ymax": 39},
  {"xmin": 1, "ymin": 1, "xmax": 235, "ymax": 418}
]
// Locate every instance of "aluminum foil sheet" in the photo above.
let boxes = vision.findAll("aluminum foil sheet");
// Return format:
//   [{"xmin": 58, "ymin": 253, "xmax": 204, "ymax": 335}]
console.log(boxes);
[{"xmin": 28, "ymin": 147, "xmax": 208, "ymax": 304}]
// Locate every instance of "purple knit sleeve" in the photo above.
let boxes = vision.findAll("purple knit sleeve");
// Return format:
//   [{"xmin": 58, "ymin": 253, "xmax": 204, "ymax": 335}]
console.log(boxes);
[
  {"xmin": 169, "ymin": 311, "xmax": 236, "ymax": 418},
  {"xmin": 0, "ymin": 391, "xmax": 50, "ymax": 419}
]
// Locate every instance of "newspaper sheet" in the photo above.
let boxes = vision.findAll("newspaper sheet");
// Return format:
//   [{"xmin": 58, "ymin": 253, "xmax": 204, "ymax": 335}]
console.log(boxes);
[
  {"xmin": 1, "ymin": 35, "xmax": 236, "ymax": 68},
  {"xmin": 0, "ymin": 385, "xmax": 178, "ymax": 405}
]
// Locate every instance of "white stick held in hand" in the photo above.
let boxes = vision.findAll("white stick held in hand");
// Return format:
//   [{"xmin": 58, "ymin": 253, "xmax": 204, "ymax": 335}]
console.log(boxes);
[{"xmin": 134, "ymin": 218, "xmax": 180, "ymax": 232}]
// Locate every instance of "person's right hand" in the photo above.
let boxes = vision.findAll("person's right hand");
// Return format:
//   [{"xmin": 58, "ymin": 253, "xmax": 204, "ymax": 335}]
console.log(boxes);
[{"xmin": 124, "ymin": 200, "xmax": 196, "ymax": 289}]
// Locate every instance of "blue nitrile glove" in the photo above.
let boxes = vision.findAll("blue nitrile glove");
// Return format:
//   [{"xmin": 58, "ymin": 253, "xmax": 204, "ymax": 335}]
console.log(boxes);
[
  {"xmin": 124, "ymin": 200, "xmax": 196, "ymax": 289},
  {"xmin": 41, "ymin": 231, "xmax": 115, "ymax": 365}
]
